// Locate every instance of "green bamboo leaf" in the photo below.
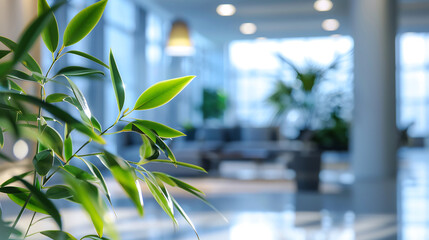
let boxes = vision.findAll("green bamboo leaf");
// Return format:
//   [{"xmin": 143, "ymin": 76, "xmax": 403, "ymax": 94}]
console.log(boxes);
[
  {"xmin": 37, "ymin": 0, "xmax": 59, "ymax": 53},
  {"xmin": 33, "ymin": 149, "xmax": 54, "ymax": 176},
  {"xmin": 172, "ymin": 197, "xmax": 200, "ymax": 240},
  {"xmin": 67, "ymin": 50, "xmax": 108, "ymax": 68},
  {"xmin": 155, "ymin": 136, "xmax": 176, "ymax": 162},
  {"xmin": 153, "ymin": 172, "xmax": 204, "ymax": 194},
  {"xmin": 3, "ymin": 93, "xmax": 105, "ymax": 144},
  {"xmin": 65, "ymin": 76, "xmax": 91, "ymax": 121},
  {"xmin": 0, "ymin": 37, "xmax": 41, "ymax": 74},
  {"xmin": 98, "ymin": 152, "xmax": 144, "ymax": 216},
  {"xmin": 7, "ymin": 188, "xmax": 51, "ymax": 214},
  {"xmin": 63, "ymin": 0, "xmax": 108, "ymax": 47},
  {"xmin": 131, "ymin": 120, "xmax": 185, "ymax": 138},
  {"xmin": 91, "ymin": 116, "xmax": 102, "ymax": 132},
  {"xmin": 123, "ymin": 123, "xmax": 156, "ymax": 143},
  {"xmin": 141, "ymin": 159, "xmax": 207, "ymax": 173},
  {"xmin": 16, "ymin": 179, "xmax": 62, "ymax": 229},
  {"xmin": 12, "ymin": 2, "xmax": 63, "ymax": 69},
  {"xmin": 56, "ymin": 66, "xmax": 104, "ymax": 77},
  {"xmin": 64, "ymin": 175, "xmax": 107, "ymax": 237},
  {"xmin": 40, "ymin": 125, "xmax": 63, "ymax": 159},
  {"xmin": 134, "ymin": 76, "xmax": 195, "ymax": 110},
  {"xmin": 143, "ymin": 176, "xmax": 176, "ymax": 224},
  {"xmin": 139, "ymin": 135, "xmax": 159, "ymax": 161},
  {"xmin": 41, "ymin": 230, "xmax": 77, "ymax": 240},
  {"xmin": 46, "ymin": 93, "xmax": 70, "ymax": 103},
  {"xmin": 7, "ymin": 70, "xmax": 37, "ymax": 83},
  {"xmin": 8, "ymin": 79, "xmax": 26, "ymax": 93},
  {"xmin": 62, "ymin": 165, "xmax": 97, "ymax": 181},
  {"xmin": 109, "ymin": 50, "xmax": 125, "ymax": 111},
  {"xmin": 81, "ymin": 160, "xmax": 112, "ymax": 207},
  {"xmin": 46, "ymin": 185, "xmax": 73, "ymax": 199},
  {"xmin": 64, "ymin": 135, "xmax": 72, "ymax": 160},
  {"xmin": 0, "ymin": 171, "xmax": 32, "ymax": 187},
  {"xmin": 0, "ymin": 50, "xmax": 10, "ymax": 59}
]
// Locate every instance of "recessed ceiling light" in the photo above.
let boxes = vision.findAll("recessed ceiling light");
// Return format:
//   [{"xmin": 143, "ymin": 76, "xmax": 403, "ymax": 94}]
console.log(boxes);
[
  {"xmin": 256, "ymin": 37, "xmax": 267, "ymax": 40},
  {"xmin": 322, "ymin": 19, "xmax": 339, "ymax": 31},
  {"xmin": 13, "ymin": 139, "xmax": 28, "ymax": 160},
  {"xmin": 240, "ymin": 23, "xmax": 257, "ymax": 35},
  {"xmin": 314, "ymin": 0, "xmax": 333, "ymax": 12},
  {"xmin": 216, "ymin": 4, "xmax": 236, "ymax": 16}
]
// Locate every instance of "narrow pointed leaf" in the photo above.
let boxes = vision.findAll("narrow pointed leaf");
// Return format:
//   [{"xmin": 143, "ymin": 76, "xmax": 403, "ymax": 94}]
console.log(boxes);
[
  {"xmin": 37, "ymin": 0, "xmax": 59, "ymax": 53},
  {"xmin": 98, "ymin": 152, "xmax": 144, "ymax": 216},
  {"xmin": 12, "ymin": 2, "xmax": 63, "ymax": 69},
  {"xmin": 153, "ymin": 172, "xmax": 204, "ymax": 194},
  {"xmin": 91, "ymin": 116, "xmax": 102, "ymax": 132},
  {"xmin": 7, "ymin": 188, "xmax": 48, "ymax": 214},
  {"xmin": 66, "ymin": 76, "xmax": 91, "ymax": 120},
  {"xmin": 46, "ymin": 185, "xmax": 73, "ymax": 199},
  {"xmin": 172, "ymin": 197, "xmax": 200, "ymax": 240},
  {"xmin": 63, "ymin": 0, "xmax": 108, "ymax": 46},
  {"xmin": 134, "ymin": 76, "xmax": 195, "ymax": 110},
  {"xmin": 46, "ymin": 93, "xmax": 70, "ymax": 103},
  {"xmin": 7, "ymin": 70, "xmax": 37, "ymax": 83},
  {"xmin": 0, "ymin": 171, "xmax": 32, "ymax": 187},
  {"xmin": 82, "ymin": 160, "xmax": 112, "ymax": 207},
  {"xmin": 62, "ymin": 165, "xmax": 97, "ymax": 181},
  {"xmin": 67, "ymin": 50, "xmax": 108, "ymax": 68},
  {"xmin": 33, "ymin": 149, "xmax": 54, "ymax": 176},
  {"xmin": 57, "ymin": 66, "xmax": 104, "ymax": 77},
  {"xmin": 40, "ymin": 125, "xmax": 63, "ymax": 159},
  {"xmin": 4, "ymin": 92, "xmax": 104, "ymax": 144},
  {"xmin": 64, "ymin": 176, "xmax": 103, "ymax": 236},
  {"xmin": 0, "ymin": 50, "xmax": 10, "ymax": 59},
  {"xmin": 109, "ymin": 50, "xmax": 125, "ymax": 111},
  {"xmin": 131, "ymin": 120, "xmax": 185, "ymax": 138},
  {"xmin": 156, "ymin": 136, "xmax": 176, "ymax": 162},
  {"xmin": 143, "ymin": 176, "xmax": 176, "ymax": 224},
  {"xmin": 64, "ymin": 136, "xmax": 72, "ymax": 160},
  {"xmin": 0, "ymin": 128, "xmax": 3, "ymax": 149},
  {"xmin": 123, "ymin": 123, "xmax": 156, "ymax": 143},
  {"xmin": 41, "ymin": 230, "xmax": 77, "ymax": 240},
  {"xmin": 0, "ymin": 36, "xmax": 42, "ymax": 74},
  {"xmin": 8, "ymin": 79, "xmax": 25, "ymax": 93},
  {"xmin": 17, "ymin": 179, "xmax": 62, "ymax": 229},
  {"xmin": 139, "ymin": 135, "xmax": 158, "ymax": 161}
]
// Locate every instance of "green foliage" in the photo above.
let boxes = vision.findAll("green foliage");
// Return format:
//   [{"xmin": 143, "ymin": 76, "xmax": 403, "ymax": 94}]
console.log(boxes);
[
  {"xmin": 200, "ymin": 88, "xmax": 227, "ymax": 120},
  {"xmin": 0, "ymin": 1, "xmax": 214, "ymax": 239}
]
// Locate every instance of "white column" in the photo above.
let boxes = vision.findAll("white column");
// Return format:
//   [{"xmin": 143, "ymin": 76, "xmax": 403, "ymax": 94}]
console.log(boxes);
[{"xmin": 351, "ymin": 0, "xmax": 397, "ymax": 180}]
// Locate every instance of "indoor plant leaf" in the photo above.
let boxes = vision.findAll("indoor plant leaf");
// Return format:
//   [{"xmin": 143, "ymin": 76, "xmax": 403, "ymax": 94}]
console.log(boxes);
[
  {"xmin": 0, "ymin": 171, "xmax": 32, "ymax": 187},
  {"xmin": 172, "ymin": 197, "xmax": 200, "ymax": 240},
  {"xmin": 37, "ymin": 0, "xmax": 59, "ymax": 53},
  {"xmin": 143, "ymin": 175, "xmax": 176, "ymax": 224},
  {"xmin": 40, "ymin": 230, "xmax": 77, "ymax": 240},
  {"xmin": 81, "ymin": 160, "xmax": 112, "ymax": 206},
  {"xmin": 98, "ymin": 151, "xmax": 144, "ymax": 216},
  {"xmin": 40, "ymin": 125, "xmax": 64, "ymax": 159},
  {"xmin": 33, "ymin": 149, "xmax": 54, "ymax": 176},
  {"xmin": 46, "ymin": 185, "xmax": 73, "ymax": 199},
  {"xmin": 62, "ymin": 165, "xmax": 98, "ymax": 182},
  {"xmin": 56, "ymin": 66, "xmax": 104, "ymax": 77},
  {"xmin": 134, "ymin": 76, "xmax": 195, "ymax": 110},
  {"xmin": 46, "ymin": 93, "xmax": 70, "ymax": 103},
  {"xmin": 7, "ymin": 70, "xmax": 38, "ymax": 83},
  {"xmin": 109, "ymin": 50, "xmax": 125, "ymax": 111},
  {"xmin": 64, "ymin": 175, "xmax": 106, "ymax": 237},
  {"xmin": 130, "ymin": 120, "xmax": 185, "ymax": 138},
  {"xmin": 66, "ymin": 76, "xmax": 92, "ymax": 120},
  {"xmin": 91, "ymin": 116, "xmax": 102, "ymax": 132},
  {"xmin": 15, "ymin": 179, "xmax": 62, "ymax": 229},
  {"xmin": 8, "ymin": 79, "xmax": 26, "ymax": 93},
  {"xmin": 64, "ymin": 135, "xmax": 72, "ymax": 160},
  {"xmin": 66, "ymin": 50, "xmax": 109, "ymax": 68},
  {"xmin": 0, "ymin": 50, "xmax": 10, "ymax": 59},
  {"xmin": 0, "ymin": 128, "xmax": 3, "ymax": 149},
  {"xmin": 2, "ymin": 92, "xmax": 105, "ymax": 144},
  {"xmin": 63, "ymin": 0, "xmax": 108, "ymax": 47}
]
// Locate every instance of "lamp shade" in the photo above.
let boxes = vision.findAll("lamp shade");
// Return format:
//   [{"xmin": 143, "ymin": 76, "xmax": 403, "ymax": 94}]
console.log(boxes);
[{"xmin": 166, "ymin": 19, "xmax": 195, "ymax": 56}]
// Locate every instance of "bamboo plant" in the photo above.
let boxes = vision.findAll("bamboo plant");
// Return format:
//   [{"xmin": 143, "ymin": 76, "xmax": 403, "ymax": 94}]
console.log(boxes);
[{"xmin": 0, "ymin": 1, "xmax": 213, "ymax": 239}]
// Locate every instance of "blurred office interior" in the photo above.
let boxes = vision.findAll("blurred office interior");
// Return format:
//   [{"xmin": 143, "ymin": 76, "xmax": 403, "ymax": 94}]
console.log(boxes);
[{"xmin": 1, "ymin": 0, "xmax": 429, "ymax": 239}]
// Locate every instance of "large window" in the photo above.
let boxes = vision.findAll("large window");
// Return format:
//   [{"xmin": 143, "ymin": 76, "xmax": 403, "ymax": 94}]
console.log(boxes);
[
  {"xmin": 229, "ymin": 36, "xmax": 353, "ymax": 127},
  {"xmin": 399, "ymin": 33, "xmax": 429, "ymax": 137}
]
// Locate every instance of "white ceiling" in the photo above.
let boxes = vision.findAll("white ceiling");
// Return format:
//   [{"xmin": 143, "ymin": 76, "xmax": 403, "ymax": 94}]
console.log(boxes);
[{"xmin": 141, "ymin": 0, "xmax": 429, "ymax": 44}]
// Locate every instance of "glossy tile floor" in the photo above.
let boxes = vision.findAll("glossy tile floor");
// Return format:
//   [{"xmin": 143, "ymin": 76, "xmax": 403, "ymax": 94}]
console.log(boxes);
[{"xmin": 1, "ymin": 148, "xmax": 428, "ymax": 240}]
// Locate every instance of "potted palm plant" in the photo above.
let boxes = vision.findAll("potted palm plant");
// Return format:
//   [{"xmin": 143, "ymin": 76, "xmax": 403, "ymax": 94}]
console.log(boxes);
[
  {"xmin": 267, "ymin": 54, "xmax": 349, "ymax": 191},
  {"xmin": 0, "ymin": 1, "xmax": 214, "ymax": 239}
]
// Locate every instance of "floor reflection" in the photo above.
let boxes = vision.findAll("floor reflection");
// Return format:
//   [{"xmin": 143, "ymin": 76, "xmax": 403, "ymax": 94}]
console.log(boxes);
[{"xmin": 2, "ymin": 148, "xmax": 429, "ymax": 239}]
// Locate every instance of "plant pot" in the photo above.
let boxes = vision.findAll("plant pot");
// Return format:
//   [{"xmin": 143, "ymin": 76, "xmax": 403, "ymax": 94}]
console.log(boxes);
[{"xmin": 291, "ymin": 151, "xmax": 322, "ymax": 192}]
